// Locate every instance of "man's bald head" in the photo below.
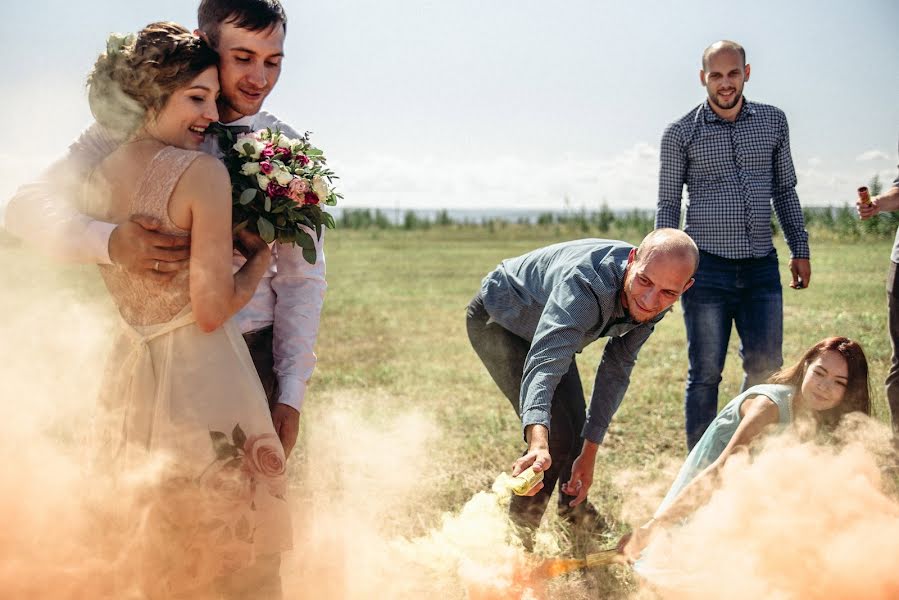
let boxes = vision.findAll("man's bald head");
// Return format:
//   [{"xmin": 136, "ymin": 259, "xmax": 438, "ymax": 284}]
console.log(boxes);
[
  {"xmin": 634, "ymin": 228, "xmax": 699, "ymax": 276},
  {"xmin": 702, "ymin": 40, "xmax": 746, "ymax": 71}
]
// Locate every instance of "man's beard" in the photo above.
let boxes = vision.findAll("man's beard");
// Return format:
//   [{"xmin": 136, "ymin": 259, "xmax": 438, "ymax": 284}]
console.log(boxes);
[
  {"xmin": 709, "ymin": 87, "xmax": 743, "ymax": 110},
  {"xmin": 219, "ymin": 94, "xmax": 260, "ymax": 121},
  {"xmin": 621, "ymin": 279, "xmax": 652, "ymax": 324}
]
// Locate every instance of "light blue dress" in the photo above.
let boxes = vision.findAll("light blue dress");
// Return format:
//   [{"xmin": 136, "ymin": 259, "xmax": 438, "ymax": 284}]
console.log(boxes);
[
  {"xmin": 654, "ymin": 383, "xmax": 794, "ymax": 518},
  {"xmin": 634, "ymin": 384, "xmax": 794, "ymax": 579}
]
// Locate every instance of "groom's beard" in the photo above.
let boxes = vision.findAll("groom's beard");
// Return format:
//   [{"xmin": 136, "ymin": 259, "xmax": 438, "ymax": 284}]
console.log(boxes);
[
  {"xmin": 217, "ymin": 91, "xmax": 267, "ymax": 123},
  {"xmin": 217, "ymin": 97, "xmax": 249, "ymax": 123}
]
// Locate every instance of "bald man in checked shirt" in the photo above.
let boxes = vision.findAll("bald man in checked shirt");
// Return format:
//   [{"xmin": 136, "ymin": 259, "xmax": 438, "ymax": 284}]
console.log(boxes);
[
  {"xmin": 655, "ymin": 40, "xmax": 811, "ymax": 451},
  {"xmin": 466, "ymin": 229, "xmax": 697, "ymax": 540}
]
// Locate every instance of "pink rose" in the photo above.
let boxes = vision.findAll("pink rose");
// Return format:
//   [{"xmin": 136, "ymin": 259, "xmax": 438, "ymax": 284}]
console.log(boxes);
[
  {"xmin": 259, "ymin": 161, "xmax": 274, "ymax": 175},
  {"xmin": 304, "ymin": 191, "xmax": 320, "ymax": 205},
  {"xmin": 287, "ymin": 178, "xmax": 310, "ymax": 202},
  {"xmin": 277, "ymin": 146, "xmax": 292, "ymax": 159},
  {"xmin": 288, "ymin": 177, "xmax": 312, "ymax": 198},
  {"xmin": 296, "ymin": 155, "xmax": 310, "ymax": 166},
  {"xmin": 243, "ymin": 433, "xmax": 286, "ymax": 479},
  {"xmin": 261, "ymin": 145, "xmax": 276, "ymax": 158}
]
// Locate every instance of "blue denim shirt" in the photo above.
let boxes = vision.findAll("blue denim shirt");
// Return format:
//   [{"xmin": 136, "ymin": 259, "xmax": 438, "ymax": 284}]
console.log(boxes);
[{"xmin": 480, "ymin": 239, "xmax": 667, "ymax": 443}]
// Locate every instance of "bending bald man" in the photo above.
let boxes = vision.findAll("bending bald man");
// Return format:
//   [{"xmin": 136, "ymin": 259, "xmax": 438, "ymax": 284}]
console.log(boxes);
[{"xmin": 467, "ymin": 229, "xmax": 697, "ymax": 544}]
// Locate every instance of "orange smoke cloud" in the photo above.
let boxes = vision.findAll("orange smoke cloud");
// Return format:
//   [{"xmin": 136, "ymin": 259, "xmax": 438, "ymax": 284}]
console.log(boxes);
[{"xmin": 635, "ymin": 418, "xmax": 899, "ymax": 600}]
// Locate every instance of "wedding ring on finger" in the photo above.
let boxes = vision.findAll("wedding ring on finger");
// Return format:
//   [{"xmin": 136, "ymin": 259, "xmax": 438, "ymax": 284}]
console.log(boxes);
[{"xmin": 154, "ymin": 261, "xmax": 160, "ymax": 272}]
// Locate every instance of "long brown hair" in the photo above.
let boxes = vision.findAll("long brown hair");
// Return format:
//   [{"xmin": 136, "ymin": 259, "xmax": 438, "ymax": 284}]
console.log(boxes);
[{"xmin": 768, "ymin": 337, "xmax": 871, "ymax": 427}]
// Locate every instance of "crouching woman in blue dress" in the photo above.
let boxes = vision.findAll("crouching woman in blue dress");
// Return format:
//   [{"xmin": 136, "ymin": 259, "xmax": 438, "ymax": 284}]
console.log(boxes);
[{"xmin": 621, "ymin": 336, "xmax": 871, "ymax": 558}]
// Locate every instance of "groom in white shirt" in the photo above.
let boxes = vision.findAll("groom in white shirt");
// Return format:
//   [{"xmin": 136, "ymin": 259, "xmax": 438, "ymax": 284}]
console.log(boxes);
[{"xmin": 4, "ymin": 0, "xmax": 321, "ymax": 472}]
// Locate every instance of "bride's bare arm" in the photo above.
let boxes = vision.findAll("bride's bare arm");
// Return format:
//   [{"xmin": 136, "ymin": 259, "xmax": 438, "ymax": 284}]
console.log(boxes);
[{"xmin": 174, "ymin": 155, "xmax": 270, "ymax": 332}]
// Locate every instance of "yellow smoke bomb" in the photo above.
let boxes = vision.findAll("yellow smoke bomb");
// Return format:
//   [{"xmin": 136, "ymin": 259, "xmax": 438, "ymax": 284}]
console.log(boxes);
[{"xmin": 509, "ymin": 466, "xmax": 544, "ymax": 495}]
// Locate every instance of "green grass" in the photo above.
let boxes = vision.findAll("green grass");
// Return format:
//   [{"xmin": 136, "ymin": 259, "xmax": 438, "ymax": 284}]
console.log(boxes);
[
  {"xmin": 3, "ymin": 226, "xmax": 895, "ymax": 598},
  {"xmin": 299, "ymin": 226, "xmax": 895, "ymax": 596}
]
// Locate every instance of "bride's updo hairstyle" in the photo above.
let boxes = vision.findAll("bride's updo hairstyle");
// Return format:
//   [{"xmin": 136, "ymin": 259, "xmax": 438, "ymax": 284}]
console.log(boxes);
[{"xmin": 87, "ymin": 22, "xmax": 219, "ymax": 137}]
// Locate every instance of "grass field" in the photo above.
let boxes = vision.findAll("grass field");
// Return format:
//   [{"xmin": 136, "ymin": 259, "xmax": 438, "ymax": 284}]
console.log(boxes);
[
  {"xmin": 300, "ymin": 225, "xmax": 896, "ymax": 596},
  {"xmin": 2, "ymin": 225, "xmax": 895, "ymax": 598}
]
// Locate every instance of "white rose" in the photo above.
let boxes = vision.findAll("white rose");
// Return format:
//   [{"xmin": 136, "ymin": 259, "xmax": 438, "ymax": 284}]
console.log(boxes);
[
  {"xmin": 240, "ymin": 162, "xmax": 261, "ymax": 176},
  {"xmin": 234, "ymin": 135, "xmax": 265, "ymax": 160},
  {"xmin": 276, "ymin": 135, "xmax": 292, "ymax": 149},
  {"xmin": 274, "ymin": 168, "xmax": 294, "ymax": 187},
  {"xmin": 256, "ymin": 174, "xmax": 271, "ymax": 189},
  {"xmin": 312, "ymin": 175, "xmax": 330, "ymax": 204}
]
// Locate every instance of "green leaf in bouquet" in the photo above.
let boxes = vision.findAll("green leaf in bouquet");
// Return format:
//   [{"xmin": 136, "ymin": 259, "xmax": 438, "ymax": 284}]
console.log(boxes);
[
  {"xmin": 264, "ymin": 195, "xmax": 272, "ymax": 212},
  {"xmin": 306, "ymin": 147, "xmax": 323, "ymax": 157},
  {"xmin": 239, "ymin": 188, "xmax": 257, "ymax": 205},
  {"xmin": 257, "ymin": 216, "xmax": 275, "ymax": 243},
  {"xmin": 276, "ymin": 216, "xmax": 287, "ymax": 227},
  {"xmin": 242, "ymin": 142, "xmax": 256, "ymax": 156},
  {"xmin": 323, "ymin": 211, "xmax": 336, "ymax": 229},
  {"xmin": 325, "ymin": 193, "xmax": 338, "ymax": 207},
  {"xmin": 271, "ymin": 203, "xmax": 288, "ymax": 214},
  {"xmin": 295, "ymin": 228, "xmax": 318, "ymax": 263},
  {"xmin": 296, "ymin": 228, "xmax": 315, "ymax": 250},
  {"xmin": 232, "ymin": 219, "xmax": 250, "ymax": 234}
]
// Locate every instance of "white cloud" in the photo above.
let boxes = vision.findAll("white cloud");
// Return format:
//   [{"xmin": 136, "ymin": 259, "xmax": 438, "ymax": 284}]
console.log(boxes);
[
  {"xmin": 333, "ymin": 142, "xmax": 662, "ymax": 211},
  {"xmin": 856, "ymin": 150, "xmax": 891, "ymax": 162}
]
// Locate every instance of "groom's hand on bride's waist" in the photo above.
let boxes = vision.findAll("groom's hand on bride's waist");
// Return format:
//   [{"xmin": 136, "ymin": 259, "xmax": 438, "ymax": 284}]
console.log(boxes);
[
  {"xmin": 271, "ymin": 403, "xmax": 300, "ymax": 458},
  {"xmin": 109, "ymin": 215, "xmax": 191, "ymax": 281}
]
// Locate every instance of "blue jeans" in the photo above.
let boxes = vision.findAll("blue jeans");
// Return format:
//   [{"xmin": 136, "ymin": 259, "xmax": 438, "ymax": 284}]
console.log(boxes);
[{"xmin": 681, "ymin": 250, "xmax": 783, "ymax": 449}]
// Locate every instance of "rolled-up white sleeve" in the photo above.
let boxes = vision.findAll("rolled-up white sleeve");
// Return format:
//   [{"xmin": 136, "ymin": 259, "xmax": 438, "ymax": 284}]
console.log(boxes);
[
  {"xmin": 270, "ymin": 225, "xmax": 327, "ymax": 412},
  {"xmin": 3, "ymin": 123, "xmax": 119, "ymax": 263}
]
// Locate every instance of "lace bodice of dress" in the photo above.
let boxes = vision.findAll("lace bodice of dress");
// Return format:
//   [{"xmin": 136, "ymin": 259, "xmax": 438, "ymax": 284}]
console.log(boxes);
[{"xmin": 93, "ymin": 146, "xmax": 204, "ymax": 326}]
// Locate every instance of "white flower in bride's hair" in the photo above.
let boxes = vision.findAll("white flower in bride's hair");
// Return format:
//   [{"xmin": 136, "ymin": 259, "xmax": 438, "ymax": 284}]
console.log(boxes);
[
  {"xmin": 312, "ymin": 175, "xmax": 330, "ymax": 204},
  {"xmin": 106, "ymin": 32, "xmax": 135, "ymax": 57},
  {"xmin": 273, "ymin": 167, "xmax": 293, "ymax": 187},
  {"xmin": 234, "ymin": 135, "xmax": 265, "ymax": 160},
  {"xmin": 256, "ymin": 174, "xmax": 271, "ymax": 190},
  {"xmin": 240, "ymin": 162, "xmax": 261, "ymax": 176}
]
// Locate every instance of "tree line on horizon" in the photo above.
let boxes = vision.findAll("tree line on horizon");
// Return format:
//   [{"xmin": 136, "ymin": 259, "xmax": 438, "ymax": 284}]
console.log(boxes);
[{"xmin": 336, "ymin": 175, "xmax": 899, "ymax": 238}]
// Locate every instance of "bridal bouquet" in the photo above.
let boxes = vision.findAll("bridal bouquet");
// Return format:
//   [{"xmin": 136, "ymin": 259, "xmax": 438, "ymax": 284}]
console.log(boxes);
[{"xmin": 216, "ymin": 127, "xmax": 339, "ymax": 264}]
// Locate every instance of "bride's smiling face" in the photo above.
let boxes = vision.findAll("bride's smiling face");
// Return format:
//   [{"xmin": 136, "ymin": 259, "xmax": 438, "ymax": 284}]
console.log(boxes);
[{"xmin": 145, "ymin": 67, "xmax": 220, "ymax": 150}]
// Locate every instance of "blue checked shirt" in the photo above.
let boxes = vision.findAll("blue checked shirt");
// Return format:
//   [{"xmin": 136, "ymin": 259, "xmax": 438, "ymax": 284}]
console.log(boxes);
[
  {"xmin": 480, "ymin": 239, "xmax": 667, "ymax": 444},
  {"xmin": 655, "ymin": 99, "xmax": 810, "ymax": 260}
]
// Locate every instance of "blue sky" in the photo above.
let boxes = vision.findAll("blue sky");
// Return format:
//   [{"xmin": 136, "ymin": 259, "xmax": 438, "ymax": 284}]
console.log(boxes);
[{"xmin": 1, "ymin": 0, "xmax": 897, "ymax": 212}]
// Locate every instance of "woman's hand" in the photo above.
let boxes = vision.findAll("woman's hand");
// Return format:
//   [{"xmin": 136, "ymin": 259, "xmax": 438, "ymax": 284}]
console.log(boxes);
[
  {"xmin": 618, "ymin": 519, "xmax": 659, "ymax": 560},
  {"xmin": 234, "ymin": 228, "xmax": 271, "ymax": 261}
]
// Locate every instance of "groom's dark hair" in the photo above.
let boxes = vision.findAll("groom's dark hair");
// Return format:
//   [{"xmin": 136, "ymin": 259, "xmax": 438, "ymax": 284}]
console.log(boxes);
[{"xmin": 198, "ymin": 0, "xmax": 287, "ymax": 47}]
